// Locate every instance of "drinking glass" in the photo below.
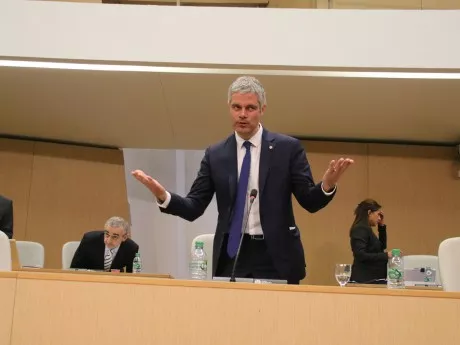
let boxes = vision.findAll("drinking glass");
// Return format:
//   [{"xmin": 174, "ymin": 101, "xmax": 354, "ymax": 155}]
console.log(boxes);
[{"xmin": 335, "ymin": 264, "xmax": 352, "ymax": 287}]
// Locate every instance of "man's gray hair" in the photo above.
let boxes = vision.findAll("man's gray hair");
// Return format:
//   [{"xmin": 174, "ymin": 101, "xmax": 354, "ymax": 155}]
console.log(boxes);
[
  {"xmin": 104, "ymin": 216, "xmax": 130, "ymax": 235},
  {"xmin": 227, "ymin": 76, "xmax": 266, "ymax": 108}
]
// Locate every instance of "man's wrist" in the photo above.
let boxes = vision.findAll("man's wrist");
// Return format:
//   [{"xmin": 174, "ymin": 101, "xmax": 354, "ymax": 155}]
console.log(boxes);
[
  {"xmin": 321, "ymin": 182, "xmax": 336, "ymax": 196},
  {"xmin": 323, "ymin": 184, "xmax": 333, "ymax": 192},
  {"xmin": 157, "ymin": 191, "xmax": 171, "ymax": 208},
  {"xmin": 156, "ymin": 194, "xmax": 166, "ymax": 204}
]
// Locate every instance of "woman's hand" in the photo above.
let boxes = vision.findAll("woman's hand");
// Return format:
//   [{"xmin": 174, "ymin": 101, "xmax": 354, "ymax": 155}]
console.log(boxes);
[{"xmin": 378, "ymin": 211, "xmax": 385, "ymax": 226}]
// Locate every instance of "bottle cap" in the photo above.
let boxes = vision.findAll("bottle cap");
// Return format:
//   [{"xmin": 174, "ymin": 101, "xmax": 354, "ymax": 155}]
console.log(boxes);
[
  {"xmin": 195, "ymin": 241, "xmax": 204, "ymax": 249},
  {"xmin": 392, "ymin": 249, "xmax": 401, "ymax": 256}
]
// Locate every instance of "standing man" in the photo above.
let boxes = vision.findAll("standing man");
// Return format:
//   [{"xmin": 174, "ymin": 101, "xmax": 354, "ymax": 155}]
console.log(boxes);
[
  {"xmin": 71, "ymin": 216, "xmax": 139, "ymax": 273},
  {"xmin": 0, "ymin": 194, "xmax": 13, "ymax": 239},
  {"xmin": 132, "ymin": 76, "xmax": 353, "ymax": 284}
]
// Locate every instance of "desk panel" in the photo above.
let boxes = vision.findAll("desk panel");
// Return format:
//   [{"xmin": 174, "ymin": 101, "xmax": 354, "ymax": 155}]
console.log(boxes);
[
  {"xmin": 9, "ymin": 272, "xmax": 460, "ymax": 345},
  {"xmin": 0, "ymin": 272, "xmax": 17, "ymax": 345}
]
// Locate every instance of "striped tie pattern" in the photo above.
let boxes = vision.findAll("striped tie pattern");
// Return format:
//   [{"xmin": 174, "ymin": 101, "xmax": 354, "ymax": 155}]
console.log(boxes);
[{"xmin": 104, "ymin": 248, "xmax": 114, "ymax": 272}]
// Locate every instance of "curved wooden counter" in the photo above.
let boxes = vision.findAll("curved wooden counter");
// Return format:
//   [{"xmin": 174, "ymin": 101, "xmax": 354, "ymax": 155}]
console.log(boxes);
[{"xmin": 1, "ymin": 271, "xmax": 459, "ymax": 345}]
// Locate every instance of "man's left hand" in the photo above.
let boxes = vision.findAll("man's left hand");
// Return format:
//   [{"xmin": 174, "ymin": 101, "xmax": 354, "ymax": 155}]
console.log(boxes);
[{"xmin": 322, "ymin": 158, "xmax": 354, "ymax": 192}]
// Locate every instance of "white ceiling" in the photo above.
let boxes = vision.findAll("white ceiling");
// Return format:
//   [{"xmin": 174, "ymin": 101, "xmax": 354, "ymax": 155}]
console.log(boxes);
[{"xmin": 1, "ymin": 63, "xmax": 460, "ymax": 149}]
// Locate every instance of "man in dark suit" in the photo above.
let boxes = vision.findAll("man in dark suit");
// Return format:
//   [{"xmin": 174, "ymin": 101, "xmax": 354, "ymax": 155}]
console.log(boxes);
[
  {"xmin": 132, "ymin": 76, "xmax": 353, "ymax": 284},
  {"xmin": 0, "ymin": 194, "xmax": 13, "ymax": 239},
  {"xmin": 71, "ymin": 216, "xmax": 139, "ymax": 273}
]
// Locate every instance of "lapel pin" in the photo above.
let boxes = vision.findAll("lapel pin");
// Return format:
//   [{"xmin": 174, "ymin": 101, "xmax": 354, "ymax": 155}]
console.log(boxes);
[{"xmin": 269, "ymin": 145, "xmax": 273, "ymax": 150}]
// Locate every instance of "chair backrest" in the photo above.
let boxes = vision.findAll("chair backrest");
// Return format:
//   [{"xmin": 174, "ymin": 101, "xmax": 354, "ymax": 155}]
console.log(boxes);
[
  {"xmin": 16, "ymin": 241, "xmax": 45, "ymax": 268},
  {"xmin": 62, "ymin": 241, "xmax": 80, "ymax": 269},
  {"xmin": 9, "ymin": 240, "xmax": 21, "ymax": 270},
  {"xmin": 190, "ymin": 234, "xmax": 215, "ymax": 280},
  {"xmin": 403, "ymin": 255, "xmax": 441, "ymax": 286},
  {"xmin": 0, "ymin": 231, "xmax": 12, "ymax": 271},
  {"xmin": 438, "ymin": 237, "xmax": 460, "ymax": 292}
]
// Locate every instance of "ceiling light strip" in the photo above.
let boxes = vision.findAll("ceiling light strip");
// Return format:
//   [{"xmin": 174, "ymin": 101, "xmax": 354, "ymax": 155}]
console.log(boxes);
[{"xmin": 1, "ymin": 59, "xmax": 460, "ymax": 80}]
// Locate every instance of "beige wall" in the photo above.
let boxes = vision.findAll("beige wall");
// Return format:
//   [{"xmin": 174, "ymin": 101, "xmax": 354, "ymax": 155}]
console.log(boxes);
[
  {"xmin": 298, "ymin": 141, "xmax": 460, "ymax": 285},
  {"xmin": 0, "ymin": 139, "xmax": 129, "ymax": 268}
]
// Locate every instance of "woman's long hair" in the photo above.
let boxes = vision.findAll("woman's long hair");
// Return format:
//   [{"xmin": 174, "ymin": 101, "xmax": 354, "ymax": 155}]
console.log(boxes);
[{"xmin": 350, "ymin": 199, "xmax": 382, "ymax": 234}]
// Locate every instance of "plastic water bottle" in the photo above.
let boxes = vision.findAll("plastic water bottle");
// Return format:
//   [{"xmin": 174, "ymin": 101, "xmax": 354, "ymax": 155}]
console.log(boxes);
[
  {"xmin": 189, "ymin": 241, "xmax": 207, "ymax": 280},
  {"xmin": 387, "ymin": 249, "xmax": 404, "ymax": 289},
  {"xmin": 133, "ymin": 252, "xmax": 142, "ymax": 274}
]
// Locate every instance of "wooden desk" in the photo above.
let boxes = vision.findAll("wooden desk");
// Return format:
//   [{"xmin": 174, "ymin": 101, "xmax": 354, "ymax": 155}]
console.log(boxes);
[
  {"xmin": 0, "ymin": 272, "xmax": 16, "ymax": 345},
  {"xmin": 1, "ymin": 271, "xmax": 459, "ymax": 345},
  {"xmin": 17, "ymin": 267, "xmax": 173, "ymax": 279}
]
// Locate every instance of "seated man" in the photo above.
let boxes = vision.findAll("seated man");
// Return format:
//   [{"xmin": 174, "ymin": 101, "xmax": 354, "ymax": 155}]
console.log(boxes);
[
  {"xmin": 71, "ymin": 216, "xmax": 139, "ymax": 273},
  {"xmin": 0, "ymin": 194, "xmax": 13, "ymax": 239}
]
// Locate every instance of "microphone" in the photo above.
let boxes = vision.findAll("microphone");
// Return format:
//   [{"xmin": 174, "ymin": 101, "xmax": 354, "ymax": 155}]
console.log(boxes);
[{"xmin": 230, "ymin": 189, "xmax": 258, "ymax": 282}]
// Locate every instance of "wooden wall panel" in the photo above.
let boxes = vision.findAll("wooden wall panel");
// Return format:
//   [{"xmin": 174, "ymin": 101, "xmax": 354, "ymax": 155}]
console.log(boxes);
[
  {"xmin": 3, "ymin": 137, "xmax": 459, "ymax": 284},
  {"xmin": 25, "ymin": 143, "xmax": 129, "ymax": 268},
  {"xmin": 422, "ymin": 0, "xmax": 460, "ymax": 9},
  {"xmin": 368, "ymin": 144, "xmax": 460, "ymax": 256},
  {"xmin": 296, "ymin": 141, "xmax": 460, "ymax": 286},
  {"xmin": 0, "ymin": 139, "xmax": 34, "ymax": 240},
  {"xmin": 296, "ymin": 142, "xmax": 368, "ymax": 285},
  {"xmin": 268, "ymin": 0, "xmax": 316, "ymax": 8},
  {"xmin": 331, "ymin": 0, "xmax": 421, "ymax": 9}
]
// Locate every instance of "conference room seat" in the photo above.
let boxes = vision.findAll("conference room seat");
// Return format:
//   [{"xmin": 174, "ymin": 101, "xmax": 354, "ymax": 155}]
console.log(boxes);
[
  {"xmin": 0, "ymin": 231, "xmax": 12, "ymax": 271},
  {"xmin": 16, "ymin": 241, "xmax": 45, "ymax": 268},
  {"xmin": 190, "ymin": 234, "xmax": 214, "ymax": 280},
  {"xmin": 438, "ymin": 237, "xmax": 460, "ymax": 292},
  {"xmin": 62, "ymin": 241, "xmax": 80, "ymax": 269}
]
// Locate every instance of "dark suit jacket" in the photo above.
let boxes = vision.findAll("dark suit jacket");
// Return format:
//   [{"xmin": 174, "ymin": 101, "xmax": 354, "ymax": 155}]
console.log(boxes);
[
  {"xmin": 350, "ymin": 224, "xmax": 388, "ymax": 283},
  {"xmin": 161, "ymin": 129, "xmax": 335, "ymax": 282},
  {"xmin": 70, "ymin": 231, "xmax": 139, "ymax": 273},
  {"xmin": 0, "ymin": 195, "xmax": 13, "ymax": 239}
]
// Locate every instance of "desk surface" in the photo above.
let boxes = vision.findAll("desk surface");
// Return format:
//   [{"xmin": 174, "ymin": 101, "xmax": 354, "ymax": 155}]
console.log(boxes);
[
  {"xmin": 1, "ymin": 270, "xmax": 455, "ymax": 299},
  {"xmin": 16, "ymin": 267, "xmax": 173, "ymax": 279},
  {"xmin": 347, "ymin": 282, "xmax": 443, "ymax": 291}
]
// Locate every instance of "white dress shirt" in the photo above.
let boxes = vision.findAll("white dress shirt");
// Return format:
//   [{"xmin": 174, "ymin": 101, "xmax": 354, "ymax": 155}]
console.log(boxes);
[
  {"xmin": 158, "ymin": 124, "xmax": 335, "ymax": 235},
  {"xmin": 104, "ymin": 245, "xmax": 120, "ymax": 260}
]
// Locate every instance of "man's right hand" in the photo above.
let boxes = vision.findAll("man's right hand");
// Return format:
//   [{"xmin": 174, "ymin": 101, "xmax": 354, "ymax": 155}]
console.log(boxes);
[{"xmin": 131, "ymin": 170, "xmax": 167, "ymax": 203}]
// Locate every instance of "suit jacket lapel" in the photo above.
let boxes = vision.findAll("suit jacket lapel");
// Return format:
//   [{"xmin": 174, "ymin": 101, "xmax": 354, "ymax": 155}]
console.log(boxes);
[
  {"xmin": 227, "ymin": 135, "xmax": 238, "ymax": 206},
  {"xmin": 259, "ymin": 130, "xmax": 275, "ymax": 197},
  {"xmin": 96, "ymin": 234, "xmax": 106, "ymax": 270},
  {"xmin": 111, "ymin": 243, "xmax": 123, "ymax": 270}
]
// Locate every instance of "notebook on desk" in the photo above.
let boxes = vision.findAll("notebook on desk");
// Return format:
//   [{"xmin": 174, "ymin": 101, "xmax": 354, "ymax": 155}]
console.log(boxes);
[{"xmin": 212, "ymin": 276, "xmax": 287, "ymax": 284}]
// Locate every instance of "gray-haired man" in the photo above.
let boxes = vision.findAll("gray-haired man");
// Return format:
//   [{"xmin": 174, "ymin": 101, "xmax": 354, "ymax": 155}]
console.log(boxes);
[
  {"xmin": 71, "ymin": 216, "xmax": 139, "ymax": 272},
  {"xmin": 133, "ymin": 76, "xmax": 353, "ymax": 284}
]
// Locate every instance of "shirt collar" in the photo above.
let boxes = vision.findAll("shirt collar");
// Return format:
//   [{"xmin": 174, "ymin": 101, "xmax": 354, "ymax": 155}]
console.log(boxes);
[
  {"xmin": 235, "ymin": 123, "xmax": 263, "ymax": 148},
  {"xmin": 105, "ymin": 245, "xmax": 120, "ymax": 255}
]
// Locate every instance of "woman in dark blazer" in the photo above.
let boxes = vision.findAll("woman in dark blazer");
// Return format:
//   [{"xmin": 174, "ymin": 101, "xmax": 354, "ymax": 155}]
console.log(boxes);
[{"xmin": 349, "ymin": 199, "xmax": 391, "ymax": 284}]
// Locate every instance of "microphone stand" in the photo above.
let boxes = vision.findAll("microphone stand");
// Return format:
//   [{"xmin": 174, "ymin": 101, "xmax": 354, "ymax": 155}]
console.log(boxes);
[{"xmin": 229, "ymin": 196, "xmax": 256, "ymax": 282}]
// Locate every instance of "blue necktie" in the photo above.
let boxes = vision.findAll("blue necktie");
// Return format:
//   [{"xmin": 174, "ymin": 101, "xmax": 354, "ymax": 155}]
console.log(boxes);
[{"xmin": 227, "ymin": 140, "xmax": 252, "ymax": 258}]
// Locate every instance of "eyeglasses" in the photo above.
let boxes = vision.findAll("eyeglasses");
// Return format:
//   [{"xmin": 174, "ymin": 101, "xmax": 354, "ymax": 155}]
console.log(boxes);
[{"xmin": 104, "ymin": 231, "xmax": 124, "ymax": 241}]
